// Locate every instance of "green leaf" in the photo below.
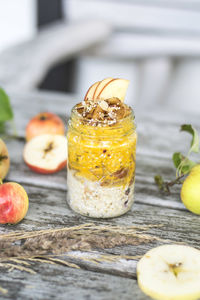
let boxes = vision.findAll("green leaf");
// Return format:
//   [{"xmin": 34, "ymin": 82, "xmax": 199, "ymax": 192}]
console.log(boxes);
[
  {"xmin": 181, "ymin": 163, "xmax": 197, "ymax": 175},
  {"xmin": 180, "ymin": 124, "xmax": 199, "ymax": 153},
  {"xmin": 172, "ymin": 152, "xmax": 184, "ymax": 169},
  {"xmin": 173, "ymin": 152, "xmax": 197, "ymax": 175},
  {"xmin": 0, "ymin": 88, "xmax": 13, "ymax": 122},
  {"xmin": 154, "ymin": 175, "xmax": 164, "ymax": 190}
]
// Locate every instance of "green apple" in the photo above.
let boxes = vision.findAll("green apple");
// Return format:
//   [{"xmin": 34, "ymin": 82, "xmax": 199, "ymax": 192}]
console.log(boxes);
[{"xmin": 181, "ymin": 164, "xmax": 200, "ymax": 214}]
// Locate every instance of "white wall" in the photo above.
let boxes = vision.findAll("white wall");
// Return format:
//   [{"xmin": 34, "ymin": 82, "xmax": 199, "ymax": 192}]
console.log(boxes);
[{"xmin": 0, "ymin": 0, "xmax": 36, "ymax": 53}]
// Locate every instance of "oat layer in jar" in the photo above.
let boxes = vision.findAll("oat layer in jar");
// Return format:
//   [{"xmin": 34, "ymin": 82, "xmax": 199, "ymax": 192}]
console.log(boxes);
[{"xmin": 67, "ymin": 78, "xmax": 137, "ymax": 218}]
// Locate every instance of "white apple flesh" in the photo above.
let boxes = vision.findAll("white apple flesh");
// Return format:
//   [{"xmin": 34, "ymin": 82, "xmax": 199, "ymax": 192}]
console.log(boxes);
[
  {"xmin": 137, "ymin": 244, "xmax": 200, "ymax": 300},
  {"xmin": 23, "ymin": 134, "xmax": 67, "ymax": 174},
  {"xmin": 98, "ymin": 78, "xmax": 129, "ymax": 102},
  {"xmin": 93, "ymin": 77, "xmax": 114, "ymax": 100},
  {"xmin": 84, "ymin": 81, "xmax": 100, "ymax": 101}
]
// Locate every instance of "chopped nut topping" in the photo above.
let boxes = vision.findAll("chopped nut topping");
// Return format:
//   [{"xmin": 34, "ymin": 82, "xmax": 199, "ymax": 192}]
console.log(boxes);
[
  {"xmin": 75, "ymin": 97, "xmax": 131, "ymax": 126},
  {"xmin": 99, "ymin": 100, "xmax": 109, "ymax": 111}
]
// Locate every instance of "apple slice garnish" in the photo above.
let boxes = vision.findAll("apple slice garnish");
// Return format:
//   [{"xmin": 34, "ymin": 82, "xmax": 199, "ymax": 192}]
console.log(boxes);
[
  {"xmin": 98, "ymin": 78, "xmax": 129, "ymax": 102},
  {"xmin": 93, "ymin": 77, "xmax": 114, "ymax": 100},
  {"xmin": 84, "ymin": 81, "xmax": 100, "ymax": 101},
  {"xmin": 23, "ymin": 134, "xmax": 67, "ymax": 174}
]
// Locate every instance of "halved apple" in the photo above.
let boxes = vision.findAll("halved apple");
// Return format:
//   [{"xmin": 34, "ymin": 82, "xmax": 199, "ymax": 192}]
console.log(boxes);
[
  {"xmin": 98, "ymin": 78, "xmax": 130, "ymax": 102},
  {"xmin": 23, "ymin": 134, "xmax": 67, "ymax": 174},
  {"xmin": 93, "ymin": 77, "xmax": 114, "ymax": 100},
  {"xmin": 84, "ymin": 81, "xmax": 100, "ymax": 101}
]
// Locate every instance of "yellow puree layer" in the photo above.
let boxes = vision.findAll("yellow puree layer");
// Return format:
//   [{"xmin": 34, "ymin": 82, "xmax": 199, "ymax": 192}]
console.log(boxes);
[{"xmin": 67, "ymin": 113, "xmax": 137, "ymax": 187}]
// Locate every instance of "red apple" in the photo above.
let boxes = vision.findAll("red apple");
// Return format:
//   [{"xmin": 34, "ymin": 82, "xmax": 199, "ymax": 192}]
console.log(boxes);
[
  {"xmin": 0, "ymin": 182, "xmax": 29, "ymax": 224},
  {"xmin": 0, "ymin": 139, "xmax": 10, "ymax": 180},
  {"xmin": 23, "ymin": 134, "xmax": 67, "ymax": 174},
  {"xmin": 26, "ymin": 112, "xmax": 65, "ymax": 141}
]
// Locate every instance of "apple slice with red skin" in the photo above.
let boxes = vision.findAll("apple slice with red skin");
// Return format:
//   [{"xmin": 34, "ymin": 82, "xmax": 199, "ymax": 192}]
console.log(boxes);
[
  {"xmin": 98, "ymin": 78, "xmax": 130, "ymax": 102},
  {"xmin": 84, "ymin": 81, "xmax": 100, "ymax": 101},
  {"xmin": 26, "ymin": 112, "xmax": 65, "ymax": 141},
  {"xmin": 0, "ymin": 139, "xmax": 10, "ymax": 180},
  {"xmin": 0, "ymin": 182, "xmax": 29, "ymax": 224},
  {"xmin": 93, "ymin": 77, "xmax": 114, "ymax": 100},
  {"xmin": 23, "ymin": 134, "xmax": 67, "ymax": 174}
]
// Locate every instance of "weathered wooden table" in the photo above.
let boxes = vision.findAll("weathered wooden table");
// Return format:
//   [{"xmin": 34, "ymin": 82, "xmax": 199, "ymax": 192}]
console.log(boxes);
[{"xmin": 1, "ymin": 90, "xmax": 200, "ymax": 300}]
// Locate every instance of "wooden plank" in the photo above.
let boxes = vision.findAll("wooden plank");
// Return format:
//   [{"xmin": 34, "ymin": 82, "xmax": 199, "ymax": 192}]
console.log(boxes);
[
  {"xmin": 1, "ymin": 184, "xmax": 200, "ymax": 247},
  {"xmin": 0, "ymin": 183, "xmax": 200, "ymax": 284},
  {"xmin": 0, "ymin": 264, "xmax": 148, "ymax": 300}
]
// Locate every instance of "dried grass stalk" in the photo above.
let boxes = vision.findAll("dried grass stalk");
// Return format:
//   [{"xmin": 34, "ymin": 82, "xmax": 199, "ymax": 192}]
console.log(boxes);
[
  {"xmin": 0, "ymin": 222, "xmax": 165, "ymax": 274},
  {"xmin": 0, "ymin": 223, "xmax": 164, "ymax": 259}
]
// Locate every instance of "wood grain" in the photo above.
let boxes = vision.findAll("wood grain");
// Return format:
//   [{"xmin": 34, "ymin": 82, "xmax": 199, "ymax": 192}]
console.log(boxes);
[{"xmin": 0, "ymin": 264, "xmax": 149, "ymax": 300}]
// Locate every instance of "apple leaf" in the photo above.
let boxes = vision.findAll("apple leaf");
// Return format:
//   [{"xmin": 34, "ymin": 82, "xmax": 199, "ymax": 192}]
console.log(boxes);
[
  {"xmin": 155, "ymin": 124, "xmax": 200, "ymax": 194},
  {"xmin": 154, "ymin": 175, "xmax": 164, "ymax": 190},
  {"xmin": 172, "ymin": 152, "xmax": 184, "ymax": 169},
  {"xmin": 180, "ymin": 124, "xmax": 199, "ymax": 154},
  {"xmin": 0, "ymin": 88, "xmax": 13, "ymax": 122},
  {"xmin": 173, "ymin": 152, "xmax": 197, "ymax": 175}
]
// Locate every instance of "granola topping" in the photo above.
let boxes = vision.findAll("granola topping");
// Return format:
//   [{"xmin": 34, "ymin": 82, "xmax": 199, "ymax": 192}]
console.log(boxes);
[{"xmin": 75, "ymin": 97, "xmax": 132, "ymax": 126}]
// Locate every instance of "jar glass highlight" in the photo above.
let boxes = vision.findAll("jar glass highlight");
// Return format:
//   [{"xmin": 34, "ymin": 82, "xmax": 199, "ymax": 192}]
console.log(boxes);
[{"xmin": 67, "ymin": 107, "xmax": 137, "ymax": 218}]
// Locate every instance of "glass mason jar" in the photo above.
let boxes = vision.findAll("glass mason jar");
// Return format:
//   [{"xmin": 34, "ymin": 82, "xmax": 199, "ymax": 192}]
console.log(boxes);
[{"xmin": 67, "ymin": 107, "xmax": 137, "ymax": 218}]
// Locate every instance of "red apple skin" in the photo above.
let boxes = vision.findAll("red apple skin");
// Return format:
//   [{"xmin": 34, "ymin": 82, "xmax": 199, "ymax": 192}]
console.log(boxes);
[
  {"xmin": 0, "ymin": 182, "xmax": 29, "ymax": 224},
  {"xmin": 0, "ymin": 139, "xmax": 10, "ymax": 180},
  {"xmin": 24, "ymin": 159, "xmax": 67, "ymax": 174},
  {"xmin": 26, "ymin": 112, "xmax": 65, "ymax": 141}
]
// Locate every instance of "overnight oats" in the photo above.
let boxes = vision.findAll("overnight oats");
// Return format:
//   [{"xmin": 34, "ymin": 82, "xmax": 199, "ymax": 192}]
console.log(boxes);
[{"xmin": 67, "ymin": 78, "xmax": 137, "ymax": 218}]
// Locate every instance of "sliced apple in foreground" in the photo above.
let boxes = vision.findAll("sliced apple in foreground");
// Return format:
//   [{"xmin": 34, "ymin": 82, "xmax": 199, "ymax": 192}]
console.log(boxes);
[
  {"xmin": 98, "ymin": 78, "xmax": 129, "ymax": 102},
  {"xmin": 84, "ymin": 81, "xmax": 100, "ymax": 101},
  {"xmin": 23, "ymin": 134, "xmax": 67, "ymax": 174},
  {"xmin": 137, "ymin": 244, "xmax": 200, "ymax": 300},
  {"xmin": 93, "ymin": 77, "xmax": 114, "ymax": 100}
]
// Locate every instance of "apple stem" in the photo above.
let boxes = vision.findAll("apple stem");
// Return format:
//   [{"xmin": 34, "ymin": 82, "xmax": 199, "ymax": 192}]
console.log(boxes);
[
  {"xmin": 40, "ymin": 115, "xmax": 47, "ymax": 121},
  {"xmin": 155, "ymin": 174, "xmax": 185, "ymax": 194}
]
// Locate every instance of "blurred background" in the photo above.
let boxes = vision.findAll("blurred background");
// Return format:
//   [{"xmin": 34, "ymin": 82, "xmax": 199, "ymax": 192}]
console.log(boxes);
[{"xmin": 1, "ymin": 0, "xmax": 200, "ymax": 113}]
